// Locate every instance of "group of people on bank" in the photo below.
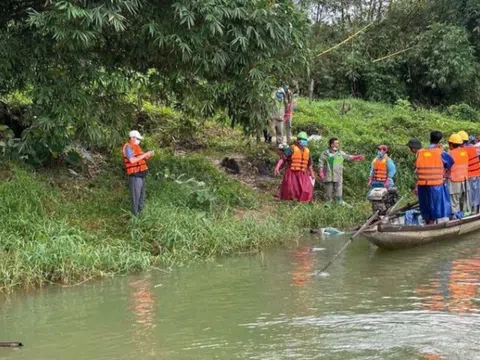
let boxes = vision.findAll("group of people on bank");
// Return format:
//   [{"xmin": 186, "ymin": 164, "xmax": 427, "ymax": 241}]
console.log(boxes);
[
  {"xmin": 274, "ymin": 132, "xmax": 365, "ymax": 205},
  {"xmin": 274, "ymin": 129, "xmax": 480, "ymax": 224},
  {"xmin": 120, "ymin": 120, "xmax": 480, "ymax": 226}
]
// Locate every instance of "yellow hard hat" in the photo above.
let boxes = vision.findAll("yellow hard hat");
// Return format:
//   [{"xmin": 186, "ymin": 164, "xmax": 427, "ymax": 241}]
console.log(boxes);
[
  {"xmin": 449, "ymin": 133, "xmax": 463, "ymax": 145},
  {"xmin": 458, "ymin": 130, "xmax": 469, "ymax": 141}
]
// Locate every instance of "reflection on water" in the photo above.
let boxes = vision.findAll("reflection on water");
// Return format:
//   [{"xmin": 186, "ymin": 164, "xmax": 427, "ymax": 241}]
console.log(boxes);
[
  {"xmin": 129, "ymin": 278, "xmax": 156, "ymax": 358},
  {"xmin": 422, "ymin": 354, "xmax": 446, "ymax": 360},
  {"xmin": 0, "ymin": 235, "xmax": 478, "ymax": 360},
  {"xmin": 416, "ymin": 248, "xmax": 480, "ymax": 314},
  {"xmin": 291, "ymin": 246, "xmax": 315, "ymax": 287}
]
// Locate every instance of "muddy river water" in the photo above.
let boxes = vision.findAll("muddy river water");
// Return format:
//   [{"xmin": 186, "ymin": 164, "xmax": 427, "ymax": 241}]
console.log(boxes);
[{"xmin": 0, "ymin": 235, "xmax": 479, "ymax": 359}]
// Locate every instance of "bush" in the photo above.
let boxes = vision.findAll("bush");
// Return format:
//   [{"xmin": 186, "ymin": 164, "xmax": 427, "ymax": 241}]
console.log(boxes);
[
  {"xmin": 394, "ymin": 99, "xmax": 413, "ymax": 111},
  {"xmin": 445, "ymin": 104, "xmax": 479, "ymax": 122}
]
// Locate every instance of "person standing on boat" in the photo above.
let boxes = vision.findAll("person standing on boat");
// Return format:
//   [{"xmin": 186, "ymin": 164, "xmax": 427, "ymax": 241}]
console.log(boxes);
[
  {"xmin": 274, "ymin": 132, "xmax": 315, "ymax": 202},
  {"xmin": 319, "ymin": 137, "xmax": 365, "ymax": 204},
  {"xmin": 416, "ymin": 131, "xmax": 453, "ymax": 224},
  {"xmin": 368, "ymin": 145, "xmax": 396, "ymax": 190},
  {"xmin": 448, "ymin": 133, "xmax": 470, "ymax": 218},
  {"xmin": 458, "ymin": 131, "xmax": 480, "ymax": 214}
]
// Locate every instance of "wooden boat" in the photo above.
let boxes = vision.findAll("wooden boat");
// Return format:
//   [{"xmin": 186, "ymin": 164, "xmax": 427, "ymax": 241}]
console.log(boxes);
[{"xmin": 363, "ymin": 212, "xmax": 480, "ymax": 250}]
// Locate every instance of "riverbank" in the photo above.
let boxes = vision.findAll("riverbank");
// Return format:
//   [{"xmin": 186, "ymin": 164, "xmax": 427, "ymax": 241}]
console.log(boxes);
[
  {"xmin": 0, "ymin": 157, "xmax": 368, "ymax": 292},
  {"xmin": 1, "ymin": 98, "xmax": 478, "ymax": 291}
]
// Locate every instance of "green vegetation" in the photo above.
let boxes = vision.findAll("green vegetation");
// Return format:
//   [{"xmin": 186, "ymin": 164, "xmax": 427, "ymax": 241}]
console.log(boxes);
[
  {"xmin": 0, "ymin": 151, "xmax": 366, "ymax": 292},
  {"xmin": 1, "ymin": 1, "xmax": 480, "ymax": 291},
  {"xmin": 4, "ymin": 1, "xmax": 479, "ymax": 163},
  {"xmin": 0, "ymin": 0, "xmax": 308, "ymax": 162},
  {"xmin": 304, "ymin": 0, "xmax": 480, "ymax": 106},
  {"xmin": 3, "ymin": 97, "xmax": 478, "ymax": 292}
]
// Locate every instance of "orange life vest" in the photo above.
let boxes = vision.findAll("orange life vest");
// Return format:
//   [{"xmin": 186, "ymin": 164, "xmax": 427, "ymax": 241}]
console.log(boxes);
[
  {"xmin": 416, "ymin": 148, "xmax": 444, "ymax": 186},
  {"xmin": 449, "ymin": 148, "xmax": 468, "ymax": 183},
  {"xmin": 122, "ymin": 143, "xmax": 148, "ymax": 175},
  {"xmin": 290, "ymin": 145, "xmax": 310, "ymax": 172},
  {"xmin": 372, "ymin": 157, "xmax": 388, "ymax": 181},
  {"xmin": 466, "ymin": 146, "xmax": 480, "ymax": 178}
]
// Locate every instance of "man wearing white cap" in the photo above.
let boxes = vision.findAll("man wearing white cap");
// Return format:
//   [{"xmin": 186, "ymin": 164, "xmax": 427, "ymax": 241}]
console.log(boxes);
[{"xmin": 122, "ymin": 130, "xmax": 154, "ymax": 215}]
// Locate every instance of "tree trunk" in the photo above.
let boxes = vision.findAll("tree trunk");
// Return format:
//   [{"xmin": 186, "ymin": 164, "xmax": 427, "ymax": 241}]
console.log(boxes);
[
  {"xmin": 316, "ymin": 1, "xmax": 321, "ymax": 23},
  {"xmin": 370, "ymin": 0, "xmax": 377, "ymax": 22},
  {"xmin": 309, "ymin": 78, "xmax": 315, "ymax": 101},
  {"xmin": 377, "ymin": 0, "xmax": 384, "ymax": 20},
  {"xmin": 341, "ymin": 1, "xmax": 345, "ymax": 30}
]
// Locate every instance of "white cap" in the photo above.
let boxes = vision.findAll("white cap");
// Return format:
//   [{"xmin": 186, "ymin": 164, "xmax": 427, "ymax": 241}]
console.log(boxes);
[{"xmin": 129, "ymin": 130, "xmax": 143, "ymax": 140}]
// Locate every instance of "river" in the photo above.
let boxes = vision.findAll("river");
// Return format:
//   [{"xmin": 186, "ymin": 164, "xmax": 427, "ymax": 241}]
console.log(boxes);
[{"xmin": 0, "ymin": 235, "xmax": 479, "ymax": 360}]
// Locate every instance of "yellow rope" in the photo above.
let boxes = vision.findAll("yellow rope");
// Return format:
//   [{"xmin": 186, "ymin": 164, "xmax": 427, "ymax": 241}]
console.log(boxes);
[
  {"xmin": 373, "ymin": 47, "xmax": 415, "ymax": 63},
  {"xmin": 314, "ymin": 22, "xmax": 374, "ymax": 59}
]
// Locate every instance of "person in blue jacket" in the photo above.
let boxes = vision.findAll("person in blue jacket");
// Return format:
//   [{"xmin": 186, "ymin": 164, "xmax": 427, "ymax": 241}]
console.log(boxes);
[
  {"xmin": 368, "ymin": 144, "xmax": 396, "ymax": 190},
  {"xmin": 416, "ymin": 131, "xmax": 454, "ymax": 224}
]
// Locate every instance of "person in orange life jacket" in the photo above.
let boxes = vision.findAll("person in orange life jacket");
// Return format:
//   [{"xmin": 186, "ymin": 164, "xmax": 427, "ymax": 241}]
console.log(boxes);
[
  {"xmin": 416, "ymin": 131, "xmax": 453, "ymax": 224},
  {"xmin": 447, "ymin": 133, "xmax": 469, "ymax": 218},
  {"xmin": 274, "ymin": 132, "xmax": 315, "ymax": 202},
  {"xmin": 368, "ymin": 144, "xmax": 396, "ymax": 190},
  {"xmin": 458, "ymin": 131, "xmax": 480, "ymax": 214},
  {"xmin": 122, "ymin": 130, "xmax": 154, "ymax": 216}
]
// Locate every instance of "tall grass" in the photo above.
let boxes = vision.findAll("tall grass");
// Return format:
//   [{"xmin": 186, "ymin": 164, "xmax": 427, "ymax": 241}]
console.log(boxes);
[
  {"xmin": 0, "ymin": 158, "xmax": 300, "ymax": 291},
  {"xmin": 3, "ymin": 98, "xmax": 471, "ymax": 291},
  {"xmin": 0, "ymin": 166, "xmax": 151, "ymax": 290}
]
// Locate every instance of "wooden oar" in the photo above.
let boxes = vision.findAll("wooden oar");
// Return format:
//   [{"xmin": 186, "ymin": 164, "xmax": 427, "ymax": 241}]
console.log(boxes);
[{"xmin": 314, "ymin": 210, "xmax": 380, "ymax": 276}]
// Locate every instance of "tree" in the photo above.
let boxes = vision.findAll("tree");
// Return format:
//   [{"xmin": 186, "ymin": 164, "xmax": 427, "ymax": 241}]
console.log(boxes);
[
  {"xmin": 304, "ymin": 0, "xmax": 480, "ymax": 106},
  {"xmin": 408, "ymin": 23, "xmax": 477, "ymax": 105},
  {"xmin": 0, "ymin": 0, "xmax": 310, "ymax": 162}
]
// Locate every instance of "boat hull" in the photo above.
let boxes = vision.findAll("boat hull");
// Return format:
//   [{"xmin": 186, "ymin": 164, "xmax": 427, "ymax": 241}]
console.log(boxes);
[{"xmin": 364, "ymin": 214, "xmax": 480, "ymax": 250}]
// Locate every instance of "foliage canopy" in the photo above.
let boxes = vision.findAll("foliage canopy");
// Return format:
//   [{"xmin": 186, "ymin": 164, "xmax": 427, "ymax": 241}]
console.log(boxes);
[
  {"xmin": 0, "ymin": 0, "xmax": 309, "ymax": 161},
  {"xmin": 303, "ymin": 0, "xmax": 480, "ymax": 106}
]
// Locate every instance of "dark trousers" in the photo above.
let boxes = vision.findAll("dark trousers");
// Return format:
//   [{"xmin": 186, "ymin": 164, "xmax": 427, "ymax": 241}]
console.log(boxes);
[{"xmin": 129, "ymin": 176, "xmax": 146, "ymax": 215}]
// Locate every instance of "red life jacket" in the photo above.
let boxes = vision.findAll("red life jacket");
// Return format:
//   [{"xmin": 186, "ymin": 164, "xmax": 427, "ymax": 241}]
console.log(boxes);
[{"xmin": 122, "ymin": 143, "xmax": 148, "ymax": 175}]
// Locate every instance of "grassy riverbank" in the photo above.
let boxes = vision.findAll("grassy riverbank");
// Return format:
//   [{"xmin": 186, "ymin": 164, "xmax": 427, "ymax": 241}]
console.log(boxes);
[
  {"xmin": 0, "ymin": 158, "xmax": 367, "ymax": 292},
  {"xmin": 1, "ymin": 98, "xmax": 478, "ymax": 291}
]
